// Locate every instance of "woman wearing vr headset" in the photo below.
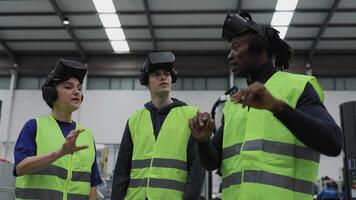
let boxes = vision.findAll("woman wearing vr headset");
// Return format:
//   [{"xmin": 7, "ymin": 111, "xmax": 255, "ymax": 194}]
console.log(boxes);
[
  {"xmin": 111, "ymin": 52, "xmax": 204, "ymax": 200},
  {"xmin": 189, "ymin": 13, "xmax": 342, "ymax": 200},
  {"xmin": 14, "ymin": 59, "xmax": 101, "ymax": 200}
]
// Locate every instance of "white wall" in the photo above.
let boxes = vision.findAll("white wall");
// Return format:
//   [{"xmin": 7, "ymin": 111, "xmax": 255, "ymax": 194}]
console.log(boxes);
[
  {"xmin": 0, "ymin": 90, "xmax": 12, "ymax": 158},
  {"xmin": 1, "ymin": 89, "xmax": 356, "ymax": 181},
  {"xmin": 81, "ymin": 90, "xmax": 222, "ymax": 144},
  {"xmin": 0, "ymin": 90, "xmax": 11, "ymax": 142}
]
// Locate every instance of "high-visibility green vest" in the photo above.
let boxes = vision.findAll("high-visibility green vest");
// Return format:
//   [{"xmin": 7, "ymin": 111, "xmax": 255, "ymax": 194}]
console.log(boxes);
[
  {"xmin": 125, "ymin": 106, "xmax": 198, "ymax": 200},
  {"xmin": 15, "ymin": 115, "xmax": 95, "ymax": 200},
  {"xmin": 222, "ymin": 71, "xmax": 324, "ymax": 200}
]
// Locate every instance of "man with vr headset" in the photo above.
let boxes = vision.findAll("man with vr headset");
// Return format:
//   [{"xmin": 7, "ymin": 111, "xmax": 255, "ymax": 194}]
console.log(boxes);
[
  {"xmin": 111, "ymin": 52, "xmax": 204, "ymax": 200},
  {"xmin": 14, "ymin": 59, "xmax": 102, "ymax": 199},
  {"xmin": 189, "ymin": 13, "xmax": 341, "ymax": 200}
]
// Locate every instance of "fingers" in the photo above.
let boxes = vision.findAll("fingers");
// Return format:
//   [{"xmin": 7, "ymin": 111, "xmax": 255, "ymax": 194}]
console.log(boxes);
[
  {"xmin": 208, "ymin": 118, "xmax": 215, "ymax": 132},
  {"xmin": 231, "ymin": 89, "xmax": 247, "ymax": 106},
  {"xmin": 197, "ymin": 112, "xmax": 211, "ymax": 127},
  {"xmin": 230, "ymin": 82, "xmax": 265, "ymax": 107},
  {"xmin": 189, "ymin": 112, "xmax": 213, "ymax": 142},
  {"xmin": 192, "ymin": 116, "xmax": 201, "ymax": 133},
  {"xmin": 66, "ymin": 129, "xmax": 85, "ymax": 141},
  {"xmin": 75, "ymin": 145, "xmax": 89, "ymax": 152},
  {"xmin": 188, "ymin": 119, "xmax": 199, "ymax": 135}
]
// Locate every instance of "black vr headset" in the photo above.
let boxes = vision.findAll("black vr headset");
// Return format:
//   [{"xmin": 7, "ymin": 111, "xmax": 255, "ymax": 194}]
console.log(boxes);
[
  {"xmin": 42, "ymin": 59, "xmax": 88, "ymax": 108},
  {"xmin": 222, "ymin": 12, "xmax": 279, "ymax": 42},
  {"xmin": 221, "ymin": 12, "xmax": 294, "ymax": 70},
  {"xmin": 139, "ymin": 51, "xmax": 178, "ymax": 85}
]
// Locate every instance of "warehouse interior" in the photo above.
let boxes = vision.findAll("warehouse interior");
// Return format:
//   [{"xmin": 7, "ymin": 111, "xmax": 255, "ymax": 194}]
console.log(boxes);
[{"xmin": 1, "ymin": 0, "xmax": 356, "ymax": 199}]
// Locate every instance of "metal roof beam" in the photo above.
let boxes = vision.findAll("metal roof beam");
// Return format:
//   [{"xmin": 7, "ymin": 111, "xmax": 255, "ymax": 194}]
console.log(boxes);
[
  {"xmin": 0, "ymin": 37, "xmax": 19, "ymax": 65},
  {"xmin": 6, "ymin": 49, "xmax": 356, "ymax": 57},
  {"xmin": 2, "ymin": 23, "xmax": 356, "ymax": 31},
  {"xmin": 143, "ymin": 0, "xmax": 157, "ymax": 50},
  {"xmin": 48, "ymin": 0, "xmax": 88, "ymax": 63},
  {"xmin": 307, "ymin": 0, "xmax": 341, "ymax": 63},
  {"xmin": 237, "ymin": 0, "xmax": 242, "ymax": 12},
  {"xmin": 4, "ymin": 37, "xmax": 356, "ymax": 43},
  {"xmin": 1, "ymin": 8, "xmax": 356, "ymax": 16}
]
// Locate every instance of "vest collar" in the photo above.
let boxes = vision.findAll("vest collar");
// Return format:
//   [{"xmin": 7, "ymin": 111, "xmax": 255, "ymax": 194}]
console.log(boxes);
[
  {"xmin": 145, "ymin": 98, "xmax": 187, "ymax": 115},
  {"xmin": 247, "ymin": 62, "xmax": 276, "ymax": 85}
]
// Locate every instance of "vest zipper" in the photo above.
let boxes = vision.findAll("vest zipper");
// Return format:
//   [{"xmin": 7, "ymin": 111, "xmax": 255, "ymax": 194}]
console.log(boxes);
[
  {"xmin": 147, "ymin": 133, "xmax": 156, "ymax": 198},
  {"xmin": 63, "ymin": 155, "xmax": 73, "ymax": 200}
]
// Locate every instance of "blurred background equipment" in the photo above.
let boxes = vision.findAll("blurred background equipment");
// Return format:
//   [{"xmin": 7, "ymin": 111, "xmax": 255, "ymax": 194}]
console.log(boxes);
[
  {"xmin": 0, "ymin": 159, "xmax": 15, "ymax": 200},
  {"xmin": 95, "ymin": 144, "xmax": 120, "ymax": 200},
  {"xmin": 340, "ymin": 101, "xmax": 356, "ymax": 200}
]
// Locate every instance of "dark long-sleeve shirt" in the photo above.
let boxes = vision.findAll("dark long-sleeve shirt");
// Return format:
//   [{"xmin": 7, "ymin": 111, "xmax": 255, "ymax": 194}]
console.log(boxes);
[
  {"xmin": 197, "ymin": 62, "xmax": 342, "ymax": 171},
  {"xmin": 111, "ymin": 98, "xmax": 204, "ymax": 200}
]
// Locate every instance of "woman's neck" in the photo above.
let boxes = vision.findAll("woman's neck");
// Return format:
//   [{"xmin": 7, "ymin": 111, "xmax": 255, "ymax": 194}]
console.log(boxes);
[{"xmin": 51, "ymin": 108, "xmax": 72, "ymax": 123}]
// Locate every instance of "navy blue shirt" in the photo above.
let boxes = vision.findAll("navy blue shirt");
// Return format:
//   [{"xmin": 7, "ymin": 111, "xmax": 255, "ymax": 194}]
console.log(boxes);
[{"xmin": 13, "ymin": 118, "xmax": 102, "ymax": 187}]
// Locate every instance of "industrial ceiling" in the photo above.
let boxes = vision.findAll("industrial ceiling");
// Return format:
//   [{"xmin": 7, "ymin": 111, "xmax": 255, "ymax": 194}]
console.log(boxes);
[{"xmin": 0, "ymin": 0, "xmax": 355, "ymax": 76}]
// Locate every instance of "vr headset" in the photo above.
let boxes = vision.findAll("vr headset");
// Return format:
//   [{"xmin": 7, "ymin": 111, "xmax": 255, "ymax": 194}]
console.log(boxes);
[
  {"xmin": 42, "ymin": 59, "xmax": 87, "ymax": 108},
  {"xmin": 222, "ymin": 12, "xmax": 279, "ymax": 42},
  {"xmin": 139, "ymin": 51, "xmax": 178, "ymax": 85}
]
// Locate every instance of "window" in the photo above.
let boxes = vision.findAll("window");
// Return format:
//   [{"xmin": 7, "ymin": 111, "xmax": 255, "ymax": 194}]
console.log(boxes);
[
  {"xmin": 182, "ymin": 78, "xmax": 193, "ymax": 90},
  {"xmin": 335, "ymin": 78, "xmax": 344, "ymax": 90},
  {"xmin": 0, "ymin": 76, "xmax": 11, "ymax": 89},
  {"xmin": 234, "ymin": 78, "xmax": 247, "ymax": 89},
  {"xmin": 133, "ymin": 78, "xmax": 146, "ymax": 90},
  {"xmin": 318, "ymin": 77, "xmax": 335, "ymax": 90},
  {"xmin": 17, "ymin": 77, "xmax": 40, "ymax": 89},
  {"xmin": 87, "ymin": 77, "xmax": 110, "ymax": 89},
  {"xmin": 206, "ymin": 78, "xmax": 228, "ymax": 90},
  {"xmin": 345, "ymin": 77, "xmax": 356, "ymax": 90},
  {"xmin": 193, "ymin": 78, "xmax": 206, "ymax": 90},
  {"xmin": 120, "ymin": 78, "xmax": 134, "ymax": 90}
]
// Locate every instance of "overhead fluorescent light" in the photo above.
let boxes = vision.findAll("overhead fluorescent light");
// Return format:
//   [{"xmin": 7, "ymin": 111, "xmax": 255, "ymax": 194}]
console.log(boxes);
[
  {"xmin": 111, "ymin": 41, "xmax": 130, "ymax": 52},
  {"xmin": 275, "ymin": 0, "xmax": 298, "ymax": 11},
  {"xmin": 99, "ymin": 14, "xmax": 121, "ymax": 27},
  {"xmin": 271, "ymin": 12, "xmax": 293, "ymax": 26},
  {"xmin": 92, "ymin": 0, "xmax": 116, "ymax": 13},
  {"xmin": 273, "ymin": 26, "xmax": 288, "ymax": 39},
  {"xmin": 92, "ymin": 0, "xmax": 130, "ymax": 52},
  {"xmin": 271, "ymin": 0, "xmax": 299, "ymax": 40},
  {"xmin": 105, "ymin": 28, "xmax": 126, "ymax": 40}
]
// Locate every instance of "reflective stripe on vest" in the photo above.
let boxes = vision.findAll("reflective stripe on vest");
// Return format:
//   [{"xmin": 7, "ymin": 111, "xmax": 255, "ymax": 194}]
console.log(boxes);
[
  {"xmin": 223, "ymin": 139, "xmax": 319, "ymax": 163},
  {"xmin": 132, "ymin": 158, "xmax": 187, "ymax": 171},
  {"xmin": 27, "ymin": 164, "xmax": 91, "ymax": 183},
  {"xmin": 129, "ymin": 178, "xmax": 186, "ymax": 192},
  {"xmin": 222, "ymin": 170, "xmax": 315, "ymax": 195},
  {"xmin": 15, "ymin": 115, "xmax": 94, "ymax": 199},
  {"xmin": 222, "ymin": 143, "xmax": 242, "ymax": 160},
  {"xmin": 222, "ymin": 172, "xmax": 242, "ymax": 190},
  {"xmin": 243, "ymin": 139, "xmax": 320, "ymax": 162},
  {"xmin": 16, "ymin": 188, "xmax": 89, "ymax": 200},
  {"xmin": 16, "ymin": 188, "xmax": 63, "ymax": 200},
  {"xmin": 126, "ymin": 106, "xmax": 198, "ymax": 200},
  {"xmin": 31, "ymin": 164, "xmax": 67, "ymax": 180},
  {"xmin": 222, "ymin": 72, "xmax": 324, "ymax": 200}
]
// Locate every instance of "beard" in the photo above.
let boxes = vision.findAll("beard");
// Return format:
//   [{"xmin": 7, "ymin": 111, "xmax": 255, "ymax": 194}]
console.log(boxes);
[{"xmin": 233, "ymin": 57, "xmax": 261, "ymax": 78}]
